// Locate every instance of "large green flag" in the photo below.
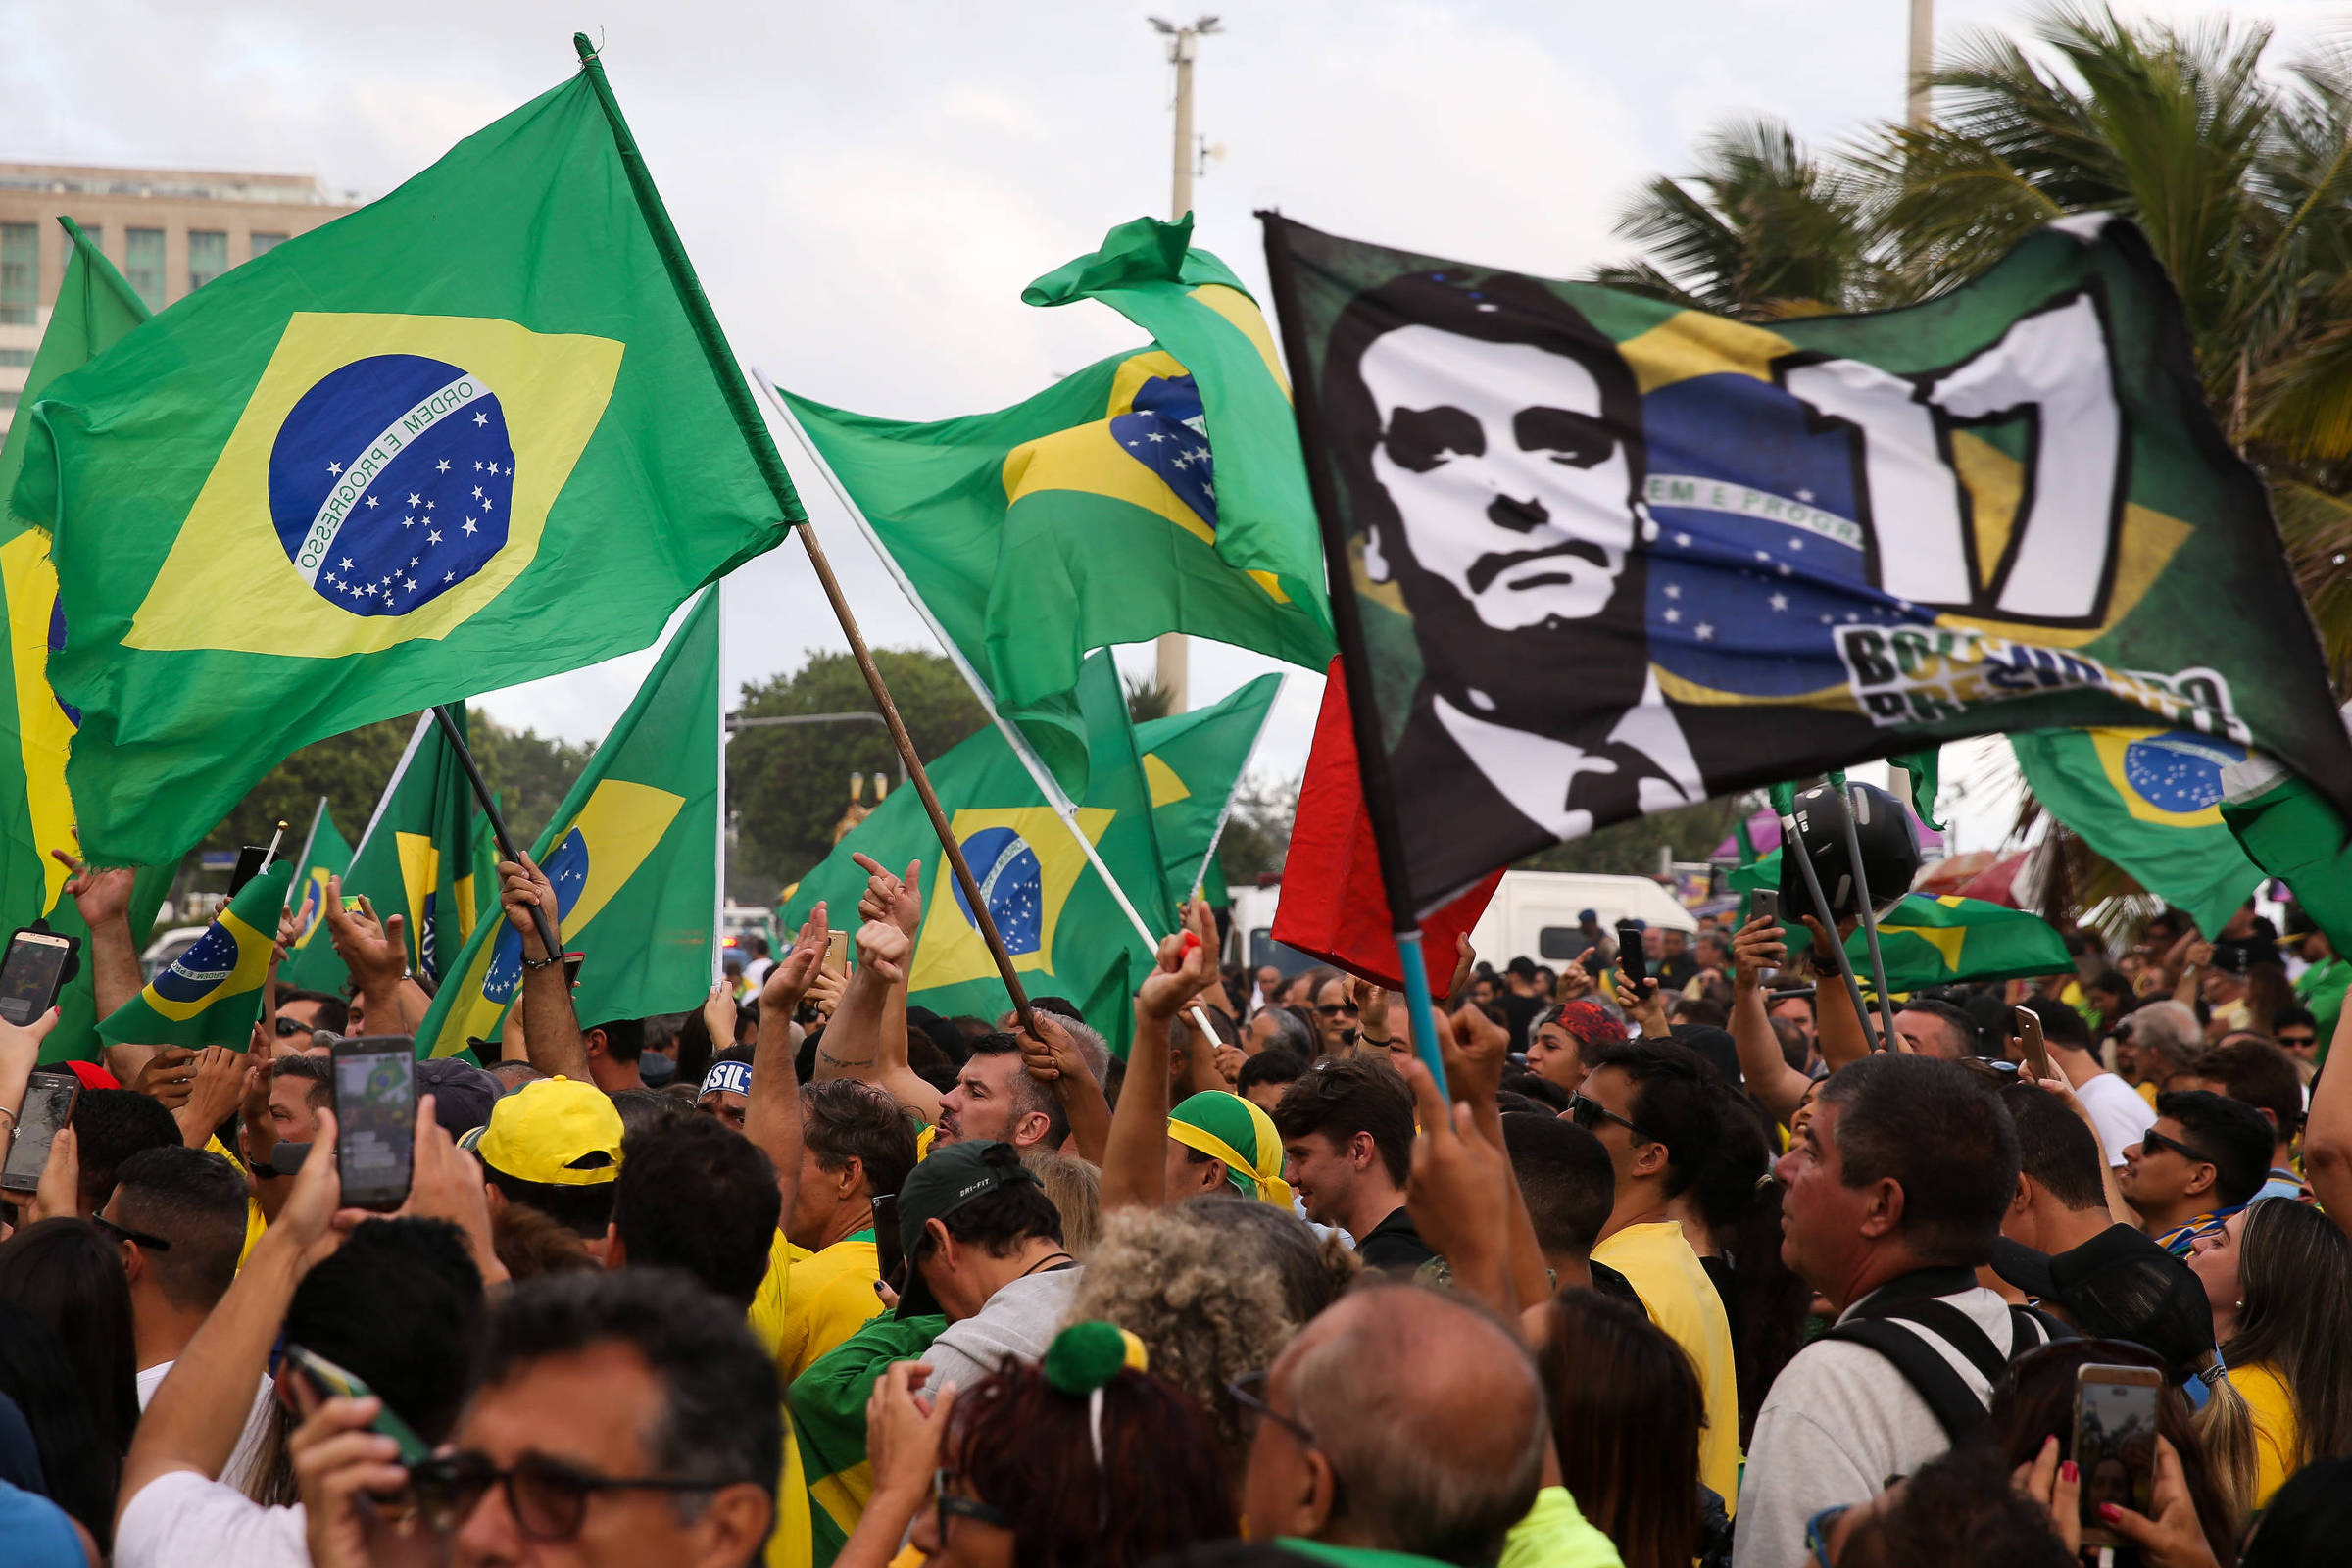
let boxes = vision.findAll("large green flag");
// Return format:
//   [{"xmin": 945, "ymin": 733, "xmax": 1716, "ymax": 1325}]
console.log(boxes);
[
  {"xmin": 2011, "ymin": 727, "xmax": 2263, "ymax": 939},
  {"xmin": 1859, "ymin": 894, "xmax": 2072, "ymax": 990},
  {"xmin": 1, "ymin": 219, "xmax": 175, "ymax": 1061},
  {"xmin": 11, "ymin": 43, "xmax": 798, "ymax": 870},
  {"xmin": 776, "ymin": 217, "xmax": 1332, "ymax": 788},
  {"xmin": 783, "ymin": 653, "xmax": 1169, "ymax": 1057},
  {"xmin": 415, "ymin": 589, "xmax": 721, "ymax": 1058},
  {"xmin": 283, "ymin": 712, "xmax": 483, "ymax": 992},
  {"xmin": 2220, "ymin": 751, "xmax": 2352, "ymax": 961},
  {"xmin": 280, "ymin": 799, "xmax": 355, "ymax": 988},
  {"xmin": 1134, "ymin": 671, "xmax": 1281, "ymax": 905},
  {"xmin": 1260, "ymin": 213, "xmax": 2352, "ymax": 915},
  {"xmin": 99, "ymin": 861, "xmax": 293, "ymax": 1049}
]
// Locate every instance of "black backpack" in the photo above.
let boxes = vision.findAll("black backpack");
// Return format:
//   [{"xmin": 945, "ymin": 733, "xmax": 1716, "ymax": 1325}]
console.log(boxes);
[{"xmin": 1820, "ymin": 1285, "xmax": 2072, "ymax": 1443}]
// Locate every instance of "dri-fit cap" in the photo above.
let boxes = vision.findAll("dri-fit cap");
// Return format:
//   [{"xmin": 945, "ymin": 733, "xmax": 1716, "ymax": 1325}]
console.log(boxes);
[
  {"xmin": 476, "ymin": 1075, "xmax": 623, "ymax": 1188},
  {"xmin": 894, "ymin": 1140, "xmax": 1043, "ymax": 1319},
  {"xmin": 1993, "ymin": 1223, "xmax": 2216, "ymax": 1376}
]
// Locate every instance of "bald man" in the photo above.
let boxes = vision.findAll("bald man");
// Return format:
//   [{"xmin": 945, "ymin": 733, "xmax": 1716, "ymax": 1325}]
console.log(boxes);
[{"xmin": 1241, "ymin": 1284, "xmax": 1548, "ymax": 1564}]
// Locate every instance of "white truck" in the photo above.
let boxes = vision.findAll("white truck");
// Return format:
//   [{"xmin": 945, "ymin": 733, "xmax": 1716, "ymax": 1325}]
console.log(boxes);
[{"xmin": 1228, "ymin": 869, "xmax": 1697, "ymax": 977}]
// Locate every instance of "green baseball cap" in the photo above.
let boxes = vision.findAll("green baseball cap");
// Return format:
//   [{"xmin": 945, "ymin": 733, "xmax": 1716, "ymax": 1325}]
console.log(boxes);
[{"xmin": 895, "ymin": 1140, "xmax": 1042, "ymax": 1319}]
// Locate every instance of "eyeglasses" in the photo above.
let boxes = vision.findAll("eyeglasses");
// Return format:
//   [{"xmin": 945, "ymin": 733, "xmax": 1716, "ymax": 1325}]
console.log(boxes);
[
  {"xmin": 93, "ymin": 1214, "xmax": 172, "ymax": 1251},
  {"xmin": 1566, "ymin": 1092, "xmax": 1651, "ymax": 1142},
  {"xmin": 2278, "ymin": 1033, "xmax": 2318, "ymax": 1049},
  {"xmin": 1314, "ymin": 1002, "xmax": 1359, "ymax": 1018},
  {"xmin": 408, "ymin": 1450, "xmax": 734, "ymax": 1542},
  {"xmin": 2138, "ymin": 1127, "xmax": 2217, "ymax": 1167},
  {"xmin": 1228, "ymin": 1369, "xmax": 1317, "ymax": 1448},
  {"xmin": 933, "ymin": 1468, "xmax": 1007, "ymax": 1543}
]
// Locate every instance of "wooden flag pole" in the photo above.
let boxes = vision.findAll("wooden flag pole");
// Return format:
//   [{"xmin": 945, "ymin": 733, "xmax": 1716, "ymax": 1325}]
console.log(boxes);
[
  {"xmin": 791, "ymin": 523, "xmax": 1041, "ymax": 1038},
  {"xmin": 430, "ymin": 705, "xmax": 562, "ymax": 968}
]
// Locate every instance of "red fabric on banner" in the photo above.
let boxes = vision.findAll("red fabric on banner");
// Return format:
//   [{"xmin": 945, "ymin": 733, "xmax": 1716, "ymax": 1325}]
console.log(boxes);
[{"xmin": 1272, "ymin": 659, "xmax": 1501, "ymax": 993}]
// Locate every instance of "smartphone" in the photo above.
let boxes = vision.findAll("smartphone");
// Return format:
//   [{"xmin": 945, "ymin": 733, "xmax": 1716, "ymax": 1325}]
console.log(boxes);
[
  {"xmin": 870, "ymin": 1192, "xmax": 904, "ymax": 1293},
  {"xmin": 2075, "ymin": 1362, "xmax": 2162, "ymax": 1545},
  {"xmin": 228, "ymin": 845, "xmax": 270, "ymax": 895},
  {"xmin": 328, "ymin": 1035, "xmax": 416, "ymax": 1212},
  {"xmin": 1752, "ymin": 889, "xmax": 1781, "ymax": 928},
  {"xmin": 562, "ymin": 952, "xmax": 585, "ymax": 989},
  {"xmin": 823, "ymin": 929, "xmax": 851, "ymax": 979},
  {"xmin": 282, "ymin": 1344, "xmax": 430, "ymax": 1463},
  {"xmin": 0, "ymin": 926, "xmax": 78, "ymax": 1026},
  {"xmin": 1615, "ymin": 922, "xmax": 1647, "ymax": 984},
  {"xmin": 0, "ymin": 1072, "xmax": 76, "ymax": 1193},
  {"xmin": 2015, "ymin": 1004, "xmax": 2053, "ymax": 1082},
  {"xmin": 340, "ymin": 895, "xmax": 366, "ymax": 913}
]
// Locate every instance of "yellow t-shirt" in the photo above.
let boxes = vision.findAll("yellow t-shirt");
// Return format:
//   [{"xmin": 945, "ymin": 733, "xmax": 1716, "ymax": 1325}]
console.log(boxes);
[
  {"xmin": 204, "ymin": 1135, "xmax": 269, "ymax": 1268},
  {"xmin": 745, "ymin": 1230, "xmax": 814, "ymax": 1568},
  {"xmin": 2233, "ymin": 1361, "xmax": 2301, "ymax": 1509},
  {"xmin": 1592, "ymin": 1220, "xmax": 1741, "ymax": 1514},
  {"xmin": 775, "ymin": 1237, "xmax": 885, "ymax": 1387}
]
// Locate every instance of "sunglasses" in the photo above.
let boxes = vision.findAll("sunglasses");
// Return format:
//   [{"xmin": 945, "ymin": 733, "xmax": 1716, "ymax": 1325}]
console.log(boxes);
[
  {"xmin": 2138, "ymin": 1127, "xmax": 2217, "ymax": 1166},
  {"xmin": 94, "ymin": 1214, "xmax": 172, "ymax": 1251},
  {"xmin": 1566, "ymin": 1092, "xmax": 1651, "ymax": 1142},
  {"xmin": 934, "ymin": 1468, "xmax": 1007, "ymax": 1543},
  {"xmin": 407, "ymin": 1450, "xmax": 732, "ymax": 1542},
  {"xmin": 273, "ymin": 1015, "xmax": 313, "ymax": 1037},
  {"xmin": 1314, "ymin": 1002, "xmax": 1359, "ymax": 1018},
  {"xmin": 2278, "ymin": 1033, "xmax": 2318, "ymax": 1049}
]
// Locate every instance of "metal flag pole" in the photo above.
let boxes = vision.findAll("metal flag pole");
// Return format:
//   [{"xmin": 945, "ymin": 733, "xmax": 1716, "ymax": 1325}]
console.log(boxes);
[
  {"xmin": 1838, "ymin": 780, "xmax": 1906, "ymax": 1053},
  {"xmin": 712, "ymin": 583, "xmax": 731, "ymax": 988},
  {"xmin": 430, "ymin": 706, "xmax": 562, "ymax": 970},
  {"xmin": 757, "ymin": 374, "xmax": 1172, "ymax": 959},
  {"xmin": 1781, "ymin": 805, "xmax": 1886, "ymax": 1052}
]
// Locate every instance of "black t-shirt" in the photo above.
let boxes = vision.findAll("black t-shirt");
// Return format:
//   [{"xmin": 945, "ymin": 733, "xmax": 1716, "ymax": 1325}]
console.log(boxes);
[
  {"xmin": 1654, "ymin": 954, "xmax": 1698, "ymax": 993},
  {"xmin": 1498, "ymin": 990, "xmax": 1546, "ymax": 1052},
  {"xmin": 1355, "ymin": 1204, "xmax": 1439, "ymax": 1275}
]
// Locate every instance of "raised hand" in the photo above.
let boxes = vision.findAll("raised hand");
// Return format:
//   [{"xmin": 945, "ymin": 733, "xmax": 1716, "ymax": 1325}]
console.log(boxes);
[
  {"xmin": 1731, "ymin": 916, "xmax": 1788, "ymax": 992},
  {"xmin": 1399, "ymin": 1054, "xmax": 1510, "ymax": 1308},
  {"xmin": 1447, "ymin": 933, "xmax": 1478, "ymax": 1003},
  {"xmin": 1351, "ymin": 975, "xmax": 1392, "ymax": 1043},
  {"xmin": 760, "ymin": 904, "xmax": 829, "ymax": 1017},
  {"xmin": 1558, "ymin": 947, "xmax": 1597, "ymax": 1003},
  {"xmin": 324, "ymin": 879, "xmax": 407, "ymax": 989},
  {"xmin": 133, "ymin": 1045, "xmax": 200, "ymax": 1110},
  {"xmin": 1441, "ymin": 1000, "xmax": 1511, "ymax": 1107},
  {"xmin": 494, "ymin": 856, "xmax": 560, "ymax": 959},
  {"xmin": 1138, "ymin": 901, "xmax": 1218, "ymax": 1022},
  {"xmin": 176, "ymin": 1044, "xmax": 247, "ymax": 1147},
  {"xmin": 853, "ymin": 854, "xmax": 922, "ymax": 939},
  {"xmin": 1017, "ymin": 1008, "xmax": 1083, "ymax": 1086},
  {"xmin": 54, "ymin": 850, "xmax": 135, "ymax": 928},
  {"xmin": 855, "ymin": 919, "xmax": 910, "ymax": 990}
]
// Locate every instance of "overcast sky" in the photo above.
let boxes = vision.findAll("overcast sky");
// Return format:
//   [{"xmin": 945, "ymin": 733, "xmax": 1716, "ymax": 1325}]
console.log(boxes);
[{"xmin": 6, "ymin": 0, "xmax": 2341, "ymax": 853}]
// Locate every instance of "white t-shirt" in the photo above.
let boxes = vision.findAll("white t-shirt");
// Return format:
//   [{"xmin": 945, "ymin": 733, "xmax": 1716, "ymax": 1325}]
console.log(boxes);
[
  {"xmin": 2074, "ymin": 1071, "xmax": 2157, "ymax": 1167},
  {"xmin": 136, "ymin": 1362, "xmax": 276, "ymax": 1495},
  {"xmin": 1735, "ymin": 1280, "xmax": 2023, "ymax": 1568},
  {"xmin": 114, "ymin": 1471, "xmax": 306, "ymax": 1568}
]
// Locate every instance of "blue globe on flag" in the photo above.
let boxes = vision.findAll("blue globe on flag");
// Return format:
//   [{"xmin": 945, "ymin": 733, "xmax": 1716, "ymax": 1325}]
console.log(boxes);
[
  {"xmin": 954, "ymin": 826, "xmax": 1044, "ymax": 956},
  {"xmin": 481, "ymin": 827, "xmax": 591, "ymax": 1004},
  {"xmin": 153, "ymin": 923, "xmax": 240, "ymax": 1006},
  {"xmin": 267, "ymin": 353, "xmax": 514, "ymax": 617},
  {"xmin": 2121, "ymin": 732, "xmax": 2248, "ymax": 815}
]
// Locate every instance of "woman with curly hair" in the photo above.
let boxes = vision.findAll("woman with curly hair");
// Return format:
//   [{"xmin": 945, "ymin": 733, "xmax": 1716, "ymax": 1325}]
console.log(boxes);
[
  {"xmin": 1068, "ymin": 1204, "xmax": 1303, "ymax": 1491},
  {"xmin": 836, "ymin": 1320, "xmax": 1233, "ymax": 1568}
]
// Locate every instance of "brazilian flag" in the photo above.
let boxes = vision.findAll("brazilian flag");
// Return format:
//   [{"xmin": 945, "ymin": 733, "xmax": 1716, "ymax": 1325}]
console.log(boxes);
[
  {"xmin": 1863, "ymin": 895, "xmax": 2071, "ymax": 990},
  {"xmin": 1134, "ymin": 671, "xmax": 1281, "ymax": 906},
  {"xmin": 2011, "ymin": 727, "xmax": 2261, "ymax": 940},
  {"xmin": 285, "ymin": 711, "xmax": 484, "ymax": 991},
  {"xmin": 415, "ymin": 589, "xmax": 721, "ymax": 1058},
  {"xmin": 281, "ymin": 797, "xmax": 355, "ymax": 981},
  {"xmin": 100, "ymin": 861, "xmax": 294, "ymax": 1049},
  {"xmin": 0, "ymin": 219, "xmax": 175, "ymax": 1062},
  {"xmin": 777, "ymin": 217, "xmax": 1332, "ymax": 789},
  {"xmin": 9, "ymin": 40, "xmax": 798, "ymax": 871},
  {"xmin": 784, "ymin": 653, "xmax": 1170, "ymax": 1057}
]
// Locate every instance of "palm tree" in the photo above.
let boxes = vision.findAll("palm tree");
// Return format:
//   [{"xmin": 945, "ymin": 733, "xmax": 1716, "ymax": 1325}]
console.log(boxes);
[{"xmin": 1587, "ymin": 117, "xmax": 1881, "ymax": 319}]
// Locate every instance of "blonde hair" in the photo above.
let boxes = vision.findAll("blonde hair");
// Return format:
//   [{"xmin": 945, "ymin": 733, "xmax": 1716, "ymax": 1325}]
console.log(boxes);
[{"xmin": 1022, "ymin": 1149, "xmax": 1103, "ymax": 1261}]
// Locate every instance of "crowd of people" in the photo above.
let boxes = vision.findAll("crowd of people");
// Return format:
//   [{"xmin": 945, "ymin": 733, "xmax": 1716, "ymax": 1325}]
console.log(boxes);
[{"xmin": 4, "ymin": 841, "xmax": 2352, "ymax": 1568}]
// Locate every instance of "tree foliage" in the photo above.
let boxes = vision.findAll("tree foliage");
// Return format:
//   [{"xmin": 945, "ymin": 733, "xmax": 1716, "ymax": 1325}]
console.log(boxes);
[
  {"xmin": 727, "ymin": 648, "xmax": 988, "ymax": 899},
  {"xmin": 1216, "ymin": 772, "xmax": 1298, "ymax": 889},
  {"xmin": 207, "ymin": 710, "xmax": 590, "ymax": 863}
]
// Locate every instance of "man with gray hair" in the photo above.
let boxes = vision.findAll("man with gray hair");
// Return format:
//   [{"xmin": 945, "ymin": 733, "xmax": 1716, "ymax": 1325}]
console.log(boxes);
[
  {"xmin": 2125, "ymin": 1000, "xmax": 2205, "ymax": 1095},
  {"xmin": 1247, "ymin": 1004, "xmax": 1316, "ymax": 1059},
  {"xmin": 1240, "ymin": 1284, "xmax": 1548, "ymax": 1564}
]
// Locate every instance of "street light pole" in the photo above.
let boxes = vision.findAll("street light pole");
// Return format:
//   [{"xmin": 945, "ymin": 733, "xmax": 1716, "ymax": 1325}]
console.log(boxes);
[
  {"xmin": 1149, "ymin": 14, "xmax": 1221, "ymax": 713},
  {"xmin": 1907, "ymin": 0, "xmax": 1935, "ymax": 127}
]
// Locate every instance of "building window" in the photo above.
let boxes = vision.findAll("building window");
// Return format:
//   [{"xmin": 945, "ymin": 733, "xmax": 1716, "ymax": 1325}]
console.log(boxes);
[
  {"xmin": 125, "ymin": 227, "xmax": 166, "ymax": 310},
  {"xmin": 250, "ymin": 232, "xmax": 287, "ymax": 259},
  {"xmin": 0, "ymin": 349, "xmax": 32, "ymax": 368},
  {"xmin": 0, "ymin": 389, "xmax": 20, "ymax": 412},
  {"xmin": 0, "ymin": 222, "xmax": 36, "ymax": 325},
  {"xmin": 188, "ymin": 230, "xmax": 228, "ymax": 292}
]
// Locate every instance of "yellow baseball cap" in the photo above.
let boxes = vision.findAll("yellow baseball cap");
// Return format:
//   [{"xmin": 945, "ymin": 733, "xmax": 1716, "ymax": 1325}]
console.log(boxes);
[{"xmin": 476, "ymin": 1076, "xmax": 623, "ymax": 1187}]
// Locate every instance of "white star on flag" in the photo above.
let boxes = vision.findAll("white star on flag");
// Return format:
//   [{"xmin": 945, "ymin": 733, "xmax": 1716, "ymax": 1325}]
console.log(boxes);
[
  {"xmin": 409, "ymin": 558, "xmax": 419, "ymax": 568},
  {"xmin": 1696, "ymin": 622, "xmax": 1716, "ymax": 640},
  {"xmin": 366, "ymin": 495, "xmax": 379, "ymax": 509},
  {"xmin": 1769, "ymin": 593, "xmax": 1789, "ymax": 612},
  {"xmin": 436, "ymin": 460, "xmax": 450, "ymax": 472},
  {"xmin": 472, "ymin": 486, "xmax": 482, "ymax": 499},
  {"xmin": 482, "ymin": 497, "xmax": 494, "ymax": 512},
  {"xmin": 1664, "ymin": 608, "xmax": 1682, "ymax": 623},
  {"xmin": 404, "ymin": 579, "xmax": 417, "ymax": 592},
  {"xmin": 403, "ymin": 516, "xmax": 416, "ymax": 528},
  {"xmin": 327, "ymin": 461, "xmax": 342, "ymax": 475},
  {"xmin": 473, "ymin": 412, "xmax": 488, "ymax": 426},
  {"xmin": 444, "ymin": 572, "xmax": 455, "ymax": 583},
  {"xmin": 1663, "ymin": 583, "xmax": 1681, "ymax": 600},
  {"xmin": 463, "ymin": 519, "xmax": 478, "ymax": 535},
  {"xmin": 427, "ymin": 530, "xmax": 442, "ymax": 545},
  {"xmin": 408, "ymin": 493, "xmax": 421, "ymax": 506},
  {"xmin": 340, "ymin": 558, "xmax": 354, "ymax": 569}
]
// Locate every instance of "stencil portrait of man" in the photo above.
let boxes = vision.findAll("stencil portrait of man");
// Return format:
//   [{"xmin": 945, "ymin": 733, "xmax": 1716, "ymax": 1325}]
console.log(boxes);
[{"xmin": 1321, "ymin": 270, "xmax": 1708, "ymax": 902}]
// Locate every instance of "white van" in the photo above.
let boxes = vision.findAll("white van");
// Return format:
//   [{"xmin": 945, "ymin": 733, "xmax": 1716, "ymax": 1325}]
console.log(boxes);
[{"xmin": 1228, "ymin": 870, "xmax": 1696, "ymax": 978}]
